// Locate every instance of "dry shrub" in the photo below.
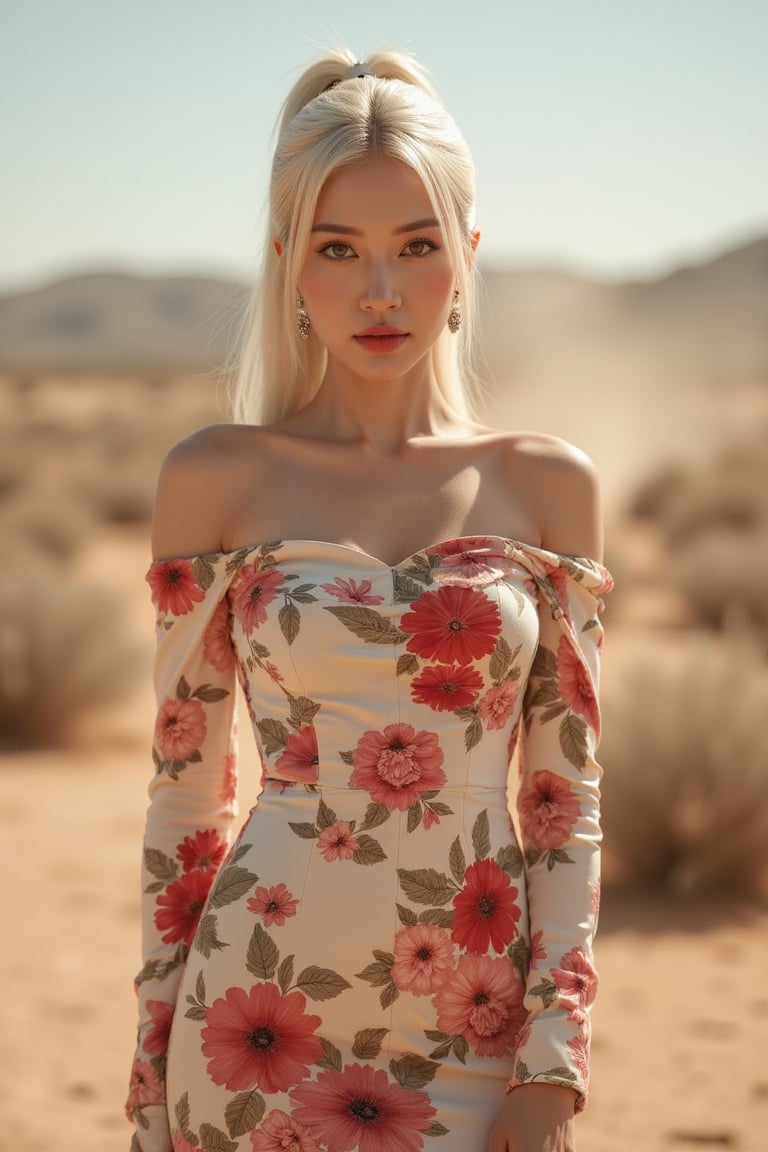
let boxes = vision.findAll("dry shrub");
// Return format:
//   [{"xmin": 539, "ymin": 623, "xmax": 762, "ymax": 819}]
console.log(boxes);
[
  {"xmin": 600, "ymin": 634, "xmax": 768, "ymax": 897},
  {"xmin": 0, "ymin": 486, "xmax": 96, "ymax": 561},
  {"xmin": 0, "ymin": 547, "xmax": 143, "ymax": 748},
  {"xmin": 669, "ymin": 527, "xmax": 768, "ymax": 633}
]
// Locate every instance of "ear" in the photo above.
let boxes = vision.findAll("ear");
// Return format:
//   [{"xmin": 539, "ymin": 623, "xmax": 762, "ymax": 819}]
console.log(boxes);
[
  {"xmin": 273, "ymin": 238, "xmax": 283, "ymax": 258},
  {"xmin": 469, "ymin": 229, "xmax": 481, "ymax": 261}
]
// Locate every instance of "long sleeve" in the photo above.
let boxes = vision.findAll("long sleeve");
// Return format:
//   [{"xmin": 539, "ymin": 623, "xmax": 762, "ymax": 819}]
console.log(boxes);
[
  {"xmin": 126, "ymin": 556, "xmax": 239, "ymax": 1152},
  {"xmin": 508, "ymin": 554, "xmax": 611, "ymax": 1112}
]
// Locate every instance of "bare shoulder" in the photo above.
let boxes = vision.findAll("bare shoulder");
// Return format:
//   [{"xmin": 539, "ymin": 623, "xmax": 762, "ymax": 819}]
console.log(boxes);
[
  {"xmin": 500, "ymin": 431, "xmax": 603, "ymax": 561},
  {"xmin": 151, "ymin": 423, "xmax": 257, "ymax": 561}
]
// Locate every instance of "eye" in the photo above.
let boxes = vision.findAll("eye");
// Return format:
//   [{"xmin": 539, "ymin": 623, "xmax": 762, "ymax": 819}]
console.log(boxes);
[
  {"xmin": 401, "ymin": 237, "xmax": 439, "ymax": 257},
  {"xmin": 317, "ymin": 240, "xmax": 356, "ymax": 260}
]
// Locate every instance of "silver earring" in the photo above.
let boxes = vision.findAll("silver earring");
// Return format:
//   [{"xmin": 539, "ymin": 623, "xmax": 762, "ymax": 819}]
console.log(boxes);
[
  {"xmin": 447, "ymin": 289, "xmax": 461, "ymax": 334},
  {"xmin": 296, "ymin": 295, "xmax": 310, "ymax": 340}
]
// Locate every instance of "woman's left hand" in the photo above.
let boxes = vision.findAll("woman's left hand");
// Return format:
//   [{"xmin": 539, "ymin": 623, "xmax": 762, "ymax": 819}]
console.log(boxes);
[{"xmin": 487, "ymin": 1083, "xmax": 577, "ymax": 1152}]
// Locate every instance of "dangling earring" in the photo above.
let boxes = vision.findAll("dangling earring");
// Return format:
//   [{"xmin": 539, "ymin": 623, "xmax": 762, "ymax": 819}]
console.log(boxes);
[
  {"xmin": 447, "ymin": 289, "xmax": 462, "ymax": 333},
  {"xmin": 296, "ymin": 295, "xmax": 310, "ymax": 340}
]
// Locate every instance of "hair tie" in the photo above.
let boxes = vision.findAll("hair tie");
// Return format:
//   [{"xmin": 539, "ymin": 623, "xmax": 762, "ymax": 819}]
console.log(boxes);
[{"xmin": 323, "ymin": 62, "xmax": 372, "ymax": 92}]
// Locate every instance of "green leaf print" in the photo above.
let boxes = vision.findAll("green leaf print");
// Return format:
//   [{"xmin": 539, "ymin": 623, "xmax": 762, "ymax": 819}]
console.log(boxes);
[
  {"xmin": 295, "ymin": 965, "xmax": 352, "ymax": 1001},
  {"xmin": 193, "ymin": 684, "xmax": 229, "ymax": 703},
  {"xmin": 540, "ymin": 1066, "xmax": 578, "ymax": 1083},
  {"xmin": 392, "ymin": 570, "xmax": 427, "ymax": 603},
  {"xmin": 359, "ymin": 801, "xmax": 390, "ymax": 831},
  {"xmin": 426, "ymin": 1033, "xmax": 453, "ymax": 1061},
  {"xmin": 380, "ymin": 981, "xmax": 399, "ymax": 1009},
  {"xmin": 406, "ymin": 802, "xmax": 423, "ymax": 834},
  {"xmin": 449, "ymin": 836, "xmax": 466, "ymax": 885},
  {"xmin": 278, "ymin": 601, "xmax": 301, "ymax": 645},
  {"xmin": 515, "ymin": 1058, "xmax": 530, "ymax": 1083},
  {"xmin": 192, "ymin": 555, "xmax": 217, "ymax": 591},
  {"xmin": 199, "ymin": 1122, "xmax": 239, "ymax": 1152},
  {"xmin": 396, "ymin": 902, "xmax": 418, "ymax": 926},
  {"xmin": 245, "ymin": 923, "xmax": 279, "ymax": 980},
  {"xmin": 528, "ymin": 977, "xmax": 558, "ymax": 1007},
  {"xmin": 528, "ymin": 682, "xmax": 563, "ymax": 709},
  {"xmin": 530, "ymin": 645, "xmax": 558, "ymax": 680},
  {"xmin": 471, "ymin": 810, "xmax": 491, "ymax": 862},
  {"xmin": 464, "ymin": 715, "xmax": 483, "ymax": 752},
  {"xmin": 143, "ymin": 847, "xmax": 179, "ymax": 882},
  {"xmin": 324, "ymin": 604, "xmax": 407, "ymax": 645},
  {"xmin": 352, "ymin": 1027, "xmax": 389, "ymax": 1060},
  {"xmin": 288, "ymin": 821, "xmax": 318, "ymax": 840},
  {"xmin": 540, "ymin": 702, "xmax": 568, "ymax": 724},
  {"xmin": 277, "ymin": 953, "xmax": 294, "ymax": 994},
  {"xmin": 144, "ymin": 880, "xmax": 164, "ymax": 894},
  {"xmin": 397, "ymin": 867, "xmax": 457, "ymax": 906},
  {"xmin": 316, "ymin": 797, "xmax": 337, "ymax": 830},
  {"xmin": 177, "ymin": 675, "xmax": 191, "ymax": 700},
  {"xmin": 352, "ymin": 834, "xmax": 387, "ymax": 865},
  {"xmin": 224, "ymin": 1090, "xmax": 266, "ymax": 1138},
  {"xmin": 424, "ymin": 1121, "xmax": 451, "ymax": 1137},
  {"xmin": 256, "ymin": 717, "xmax": 290, "ymax": 756},
  {"xmin": 507, "ymin": 936, "xmax": 530, "ymax": 983},
  {"xmin": 289, "ymin": 695, "xmax": 321, "ymax": 727},
  {"xmin": 174, "ymin": 1092, "xmax": 193, "ymax": 1136},
  {"xmin": 496, "ymin": 842, "xmax": 524, "ymax": 878},
  {"xmin": 209, "ymin": 866, "xmax": 259, "ymax": 909},
  {"xmin": 453, "ymin": 1035, "xmax": 469, "ymax": 1063},
  {"xmin": 317, "ymin": 1037, "xmax": 343, "ymax": 1072},
  {"xmin": 418, "ymin": 908, "xmax": 454, "ymax": 928},
  {"xmin": 195, "ymin": 914, "xmax": 228, "ymax": 959},
  {"xmin": 488, "ymin": 635, "xmax": 513, "ymax": 682},
  {"xmin": 560, "ymin": 712, "xmax": 588, "ymax": 769},
  {"xmin": 396, "ymin": 652, "xmax": 419, "ymax": 677},
  {"xmin": 389, "ymin": 1054, "xmax": 440, "ymax": 1089},
  {"xmin": 546, "ymin": 848, "xmax": 575, "ymax": 871}
]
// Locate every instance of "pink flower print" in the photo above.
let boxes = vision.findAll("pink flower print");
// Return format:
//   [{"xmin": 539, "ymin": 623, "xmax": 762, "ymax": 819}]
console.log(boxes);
[
  {"xmin": 143, "ymin": 1000, "xmax": 174, "ymax": 1057},
  {"xmin": 176, "ymin": 828, "xmax": 228, "ymax": 873},
  {"xmin": 422, "ymin": 808, "xmax": 440, "ymax": 831},
  {"xmin": 518, "ymin": 770, "xmax": 581, "ymax": 851},
  {"xmin": 432, "ymin": 538, "xmax": 513, "ymax": 586},
  {"xmin": 478, "ymin": 679, "xmax": 519, "ymax": 730},
  {"xmin": 349, "ymin": 722, "xmax": 446, "ymax": 812},
  {"xmin": 171, "ymin": 1132, "xmax": 199, "ymax": 1152},
  {"xmin": 433, "ymin": 953, "xmax": 527, "ymax": 1058},
  {"xmin": 201, "ymin": 983, "xmax": 322, "ymax": 1094},
  {"xmin": 203, "ymin": 597, "xmax": 236, "ymax": 672},
  {"xmin": 232, "ymin": 562, "xmax": 285, "ymax": 633},
  {"xmin": 556, "ymin": 635, "xmax": 600, "ymax": 731},
  {"xmin": 154, "ymin": 697, "xmax": 206, "ymax": 761},
  {"xmin": 247, "ymin": 883, "xmax": 299, "ymax": 927},
  {"xmin": 320, "ymin": 576, "xmax": 385, "ymax": 605},
  {"xmin": 400, "ymin": 584, "xmax": 502, "ymax": 665},
  {"xmin": 289, "ymin": 1062, "xmax": 436, "ymax": 1152},
  {"xmin": 567, "ymin": 1027, "xmax": 591, "ymax": 1086},
  {"xmin": 542, "ymin": 563, "xmax": 571, "ymax": 613},
  {"xmin": 264, "ymin": 661, "xmax": 284, "ymax": 683},
  {"xmin": 317, "ymin": 820, "xmax": 359, "ymax": 861},
  {"xmin": 154, "ymin": 869, "xmax": 214, "ymax": 946},
  {"xmin": 147, "ymin": 558, "xmax": 204, "ymax": 616},
  {"xmin": 590, "ymin": 877, "xmax": 601, "ymax": 921},
  {"xmin": 273, "ymin": 726, "xmax": 319, "ymax": 782},
  {"xmin": 450, "ymin": 858, "xmax": 521, "ymax": 954},
  {"xmin": 529, "ymin": 930, "xmax": 547, "ymax": 965},
  {"xmin": 251, "ymin": 1109, "xmax": 319, "ymax": 1151},
  {"xmin": 220, "ymin": 752, "xmax": 237, "ymax": 804},
  {"xmin": 125, "ymin": 1058, "xmax": 163, "ymax": 1119},
  {"xmin": 410, "ymin": 662, "xmax": 483, "ymax": 712},
  {"xmin": 551, "ymin": 947, "xmax": 598, "ymax": 1023},
  {"xmin": 391, "ymin": 924, "xmax": 455, "ymax": 996}
]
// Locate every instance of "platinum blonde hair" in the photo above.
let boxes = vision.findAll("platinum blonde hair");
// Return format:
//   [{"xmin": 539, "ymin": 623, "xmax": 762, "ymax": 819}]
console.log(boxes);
[{"xmin": 229, "ymin": 48, "xmax": 481, "ymax": 425}]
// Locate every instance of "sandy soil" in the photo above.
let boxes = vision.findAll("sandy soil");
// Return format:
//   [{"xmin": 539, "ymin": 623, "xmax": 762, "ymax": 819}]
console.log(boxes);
[{"xmin": 2, "ymin": 527, "xmax": 767, "ymax": 1152}]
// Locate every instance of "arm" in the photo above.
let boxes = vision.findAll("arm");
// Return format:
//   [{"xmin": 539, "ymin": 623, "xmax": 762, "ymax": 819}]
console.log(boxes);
[
  {"xmin": 126, "ymin": 444, "xmax": 239, "ymax": 1152},
  {"xmin": 491, "ymin": 444, "xmax": 609, "ymax": 1151}
]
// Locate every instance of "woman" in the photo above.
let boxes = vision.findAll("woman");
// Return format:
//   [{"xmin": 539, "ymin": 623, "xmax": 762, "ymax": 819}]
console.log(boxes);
[{"xmin": 126, "ymin": 48, "xmax": 612, "ymax": 1152}]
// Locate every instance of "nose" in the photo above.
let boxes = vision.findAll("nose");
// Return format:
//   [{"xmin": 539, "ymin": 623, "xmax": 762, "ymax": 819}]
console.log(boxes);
[{"xmin": 359, "ymin": 260, "xmax": 401, "ymax": 312}]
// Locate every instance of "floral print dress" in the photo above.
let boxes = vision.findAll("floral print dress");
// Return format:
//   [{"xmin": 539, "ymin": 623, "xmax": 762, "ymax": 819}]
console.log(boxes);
[{"xmin": 127, "ymin": 536, "xmax": 612, "ymax": 1152}]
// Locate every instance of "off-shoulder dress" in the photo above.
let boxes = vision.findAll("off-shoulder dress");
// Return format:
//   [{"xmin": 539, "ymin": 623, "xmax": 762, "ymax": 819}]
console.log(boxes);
[{"xmin": 126, "ymin": 536, "xmax": 612, "ymax": 1152}]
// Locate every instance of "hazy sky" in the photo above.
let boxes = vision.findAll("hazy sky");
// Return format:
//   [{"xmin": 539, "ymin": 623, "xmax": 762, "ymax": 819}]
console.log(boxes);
[{"xmin": 2, "ymin": 0, "xmax": 766, "ymax": 292}]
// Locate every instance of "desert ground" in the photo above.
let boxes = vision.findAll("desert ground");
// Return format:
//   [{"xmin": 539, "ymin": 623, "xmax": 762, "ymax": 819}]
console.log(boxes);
[{"xmin": 2, "ymin": 516, "xmax": 767, "ymax": 1152}]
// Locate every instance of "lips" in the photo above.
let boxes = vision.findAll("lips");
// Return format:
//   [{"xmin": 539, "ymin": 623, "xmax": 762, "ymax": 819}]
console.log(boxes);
[{"xmin": 353, "ymin": 325, "xmax": 409, "ymax": 354}]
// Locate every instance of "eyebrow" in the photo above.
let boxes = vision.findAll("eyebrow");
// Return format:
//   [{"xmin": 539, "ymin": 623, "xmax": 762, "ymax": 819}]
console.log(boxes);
[{"xmin": 310, "ymin": 217, "xmax": 441, "ymax": 236}]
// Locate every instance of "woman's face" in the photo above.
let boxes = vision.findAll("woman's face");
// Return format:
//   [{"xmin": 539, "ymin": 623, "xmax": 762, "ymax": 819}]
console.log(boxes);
[{"xmin": 298, "ymin": 155, "xmax": 457, "ymax": 386}]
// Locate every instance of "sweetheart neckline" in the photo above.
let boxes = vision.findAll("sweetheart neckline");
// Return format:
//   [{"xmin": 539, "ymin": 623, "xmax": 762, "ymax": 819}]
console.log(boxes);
[{"xmin": 149, "ymin": 534, "xmax": 605, "ymax": 574}]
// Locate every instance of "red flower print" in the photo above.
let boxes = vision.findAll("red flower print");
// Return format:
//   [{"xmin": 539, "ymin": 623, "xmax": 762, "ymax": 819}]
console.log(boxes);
[
  {"xmin": 391, "ymin": 924, "xmax": 455, "ymax": 996},
  {"xmin": 154, "ymin": 869, "xmax": 213, "ymax": 946},
  {"xmin": 203, "ymin": 597, "xmax": 236, "ymax": 672},
  {"xmin": 551, "ymin": 947, "xmax": 598, "ymax": 1023},
  {"xmin": 567, "ymin": 1030, "xmax": 591, "ymax": 1086},
  {"xmin": 290, "ymin": 1062, "xmax": 436, "ymax": 1152},
  {"xmin": 154, "ymin": 697, "xmax": 207, "ymax": 761},
  {"xmin": 434, "ymin": 953, "xmax": 527, "ymax": 1058},
  {"xmin": 247, "ymin": 883, "xmax": 299, "ymax": 926},
  {"xmin": 176, "ymin": 828, "xmax": 228, "ymax": 873},
  {"xmin": 321, "ymin": 576, "xmax": 385, "ymax": 605},
  {"xmin": 432, "ymin": 538, "xmax": 513, "ymax": 586},
  {"xmin": 556, "ymin": 636, "xmax": 599, "ymax": 731},
  {"xmin": 529, "ymin": 930, "xmax": 547, "ymax": 965},
  {"xmin": 317, "ymin": 820, "xmax": 359, "ymax": 862},
  {"xmin": 422, "ymin": 808, "xmax": 440, "ymax": 831},
  {"xmin": 143, "ymin": 999, "xmax": 174, "ymax": 1056},
  {"xmin": 273, "ymin": 726, "xmax": 319, "ymax": 782},
  {"xmin": 542, "ymin": 563, "xmax": 570, "ymax": 612},
  {"xmin": 349, "ymin": 723, "xmax": 445, "ymax": 812},
  {"xmin": 220, "ymin": 752, "xmax": 237, "ymax": 804},
  {"xmin": 451, "ymin": 858, "xmax": 521, "ymax": 954},
  {"xmin": 232, "ymin": 562, "xmax": 285, "ymax": 633},
  {"xmin": 590, "ymin": 877, "xmax": 601, "ymax": 921},
  {"xmin": 477, "ymin": 679, "xmax": 519, "ymax": 730},
  {"xmin": 410, "ymin": 662, "xmax": 483, "ymax": 712},
  {"xmin": 400, "ymin": 585, "xmax": 501, "ymax": 665},
  {"xmin": 518, "ymin": 770, "xmax": 580, "ymax": 851},
  {"xmin": 251, "ymin": 1109, "xmax": 319, "ymax": 1151},
  {"xmin": 201, "ymin": 983, "xmax": 322, "ymax": 1093},
  {"xmin": 171, "ymin": 1131, "xmax": 199, "ymax": 1152},
  {"xmin": 264, "ymin": 661, "xmax": 284, "ymax": 683},
  {"xmin": 125, "ymin": 1058, "xmax": 163, "ymax": 1118},
  {"xmin": 147, "ymin": 559, "xmax": 205, "ymax": 616}
]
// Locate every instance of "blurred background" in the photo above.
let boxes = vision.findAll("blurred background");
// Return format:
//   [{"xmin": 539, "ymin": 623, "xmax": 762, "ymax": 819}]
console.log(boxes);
[{"xmin": 1, "ymin": 2, "xmax": 767, "ymax": 1150}]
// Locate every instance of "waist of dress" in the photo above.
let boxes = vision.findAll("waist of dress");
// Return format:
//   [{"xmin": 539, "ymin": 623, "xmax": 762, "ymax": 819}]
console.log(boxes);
[{"xmin": 261, "ymin": 777, "xmax": 509, "ymax": 795}]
